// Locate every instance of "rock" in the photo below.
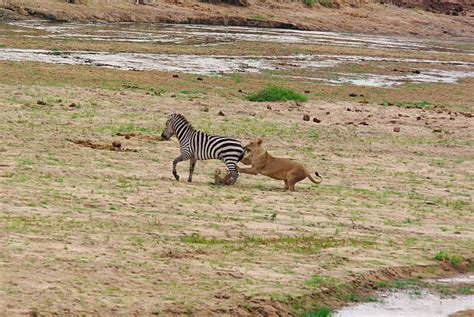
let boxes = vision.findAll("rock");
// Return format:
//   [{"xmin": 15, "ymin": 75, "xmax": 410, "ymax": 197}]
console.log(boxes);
[
  {"xmin": 326, "ymin": 111, "xmax": 330, "ymax": 115},
  {"xmin": 197, "ymin": 77, "xmax": 203, "ymax": 81},
  {"xmin": 203, "ymin": 106, "xmax": 209, "ymax": 112},
  {"xmin": 359, "ymin": 121, "xmax": 368, "ymax": 125},
  {"xmin": 416, "ymin": 116, "xmax": 422, "ymax": 120},
  {"xmin": 37, "ymin": 100, "xmax": 47, "ymax": 105},
  {"xmin": 304, "ymin": 90, "xmax": 310, "ymax": 94},
  {"xmin": 349, "ymin": 93, "xmax": 358, "ymax": 97},
  {"xmin": 238, "ymin": 89, "xmax": 243, "ymax": 93},
  {"xmin": 390, "ymin": 120, "xmax": 397, "ymax": 124},
  {"xmin": 346, "ymin": 108, "xmax": 352, "ymax": 111},
  {"xmin": 125, "ymin": 135, "xmax": 131, "ymax": 139},
  {"xmin": 172, "ymin": 74, "xmax": 179, "ymax": 78},
  {"xmin": 345, "ymin": 121, "xmax": 354, "ymax": 125},
  {"xmin": 449, "ymin": 117, "xmax": 455, "ymax": 120},
  {"xmin": 267, "ymin": 105, "xmax": 272, "ymax": 110},
  {"xmin": 303, "ymin": 114, "xmax": 310, "ymax": 121},
  {"xmin": 218, "ymin": 111, "xmax": 225, "ymax": 116},
  {"xmin": 412, "ymin": 70, "xmax": 421, "ymax": 74},
  {"xmin": 69, "ymin": 103, "xmax": 77, "ymax": 108},
  {"xmin": 170, "ymin": 94, "xmax": 176, "ymax": 98},
  {"xmin": 393, "ymin": 127, "xmax": 400, "ymax": 132},
  {"xmin": 433, "ymin": 128, "xmax": 442, "ymax": 133},
  {"xmin": 112, "ymin": 141, "xmax": 121, "ymax": 148},
  {"xmin": 359, "ymin": 100, "xmax": 369, "ymax": 104},
  {"xmin": 313, "ymin": 117, "xmax": 321, "ymax": 123}
]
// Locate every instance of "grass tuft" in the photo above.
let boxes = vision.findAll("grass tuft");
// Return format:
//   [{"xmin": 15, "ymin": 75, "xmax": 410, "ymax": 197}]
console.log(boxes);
[{"xmin": 246, "ymin": 85, "xmax": 308, "ymax": 102}]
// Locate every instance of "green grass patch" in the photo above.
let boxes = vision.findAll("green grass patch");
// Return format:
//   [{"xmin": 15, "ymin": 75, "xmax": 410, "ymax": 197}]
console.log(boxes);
[
  {"xmin": 300, "ymin": 306, "xmax": 332, "ymax": 317},
  {"xmin": 246, "ymin": 85, "xmax": 308, "ymax": 102},
  {"xmin": 303, "ymin": 0, "xmax": 315, "ymax": 7}
]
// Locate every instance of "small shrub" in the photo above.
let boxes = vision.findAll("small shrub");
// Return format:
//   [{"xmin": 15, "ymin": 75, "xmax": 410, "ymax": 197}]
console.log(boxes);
[
  {"xmin": 450, "ymin": 255, "xmax": 462, "ymax": 267},
  {"xmin": 51, "ymin": 48, "xmax": 61, "ymax": 56},
  {"xmin": 318, "ymin": 0, "xmax": 333, "ymax": 7},
  {"xmin": 304, "ymin": 0, "xmax": 315, "ymax": 7},
  {"xmin": 246, "ymin": 85, "xmax": 308, "ymax": 102},
  {"xmin": 434, "ymin": 251, "xmax": 449, "ymax": 261}
]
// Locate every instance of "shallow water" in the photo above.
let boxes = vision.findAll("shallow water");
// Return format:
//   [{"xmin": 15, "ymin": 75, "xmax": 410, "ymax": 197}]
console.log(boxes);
[
  {"xmin": 336, "ymin": 274, "xmax": 474, "ymax": 317},
  {"xmin": 335, "ymin": 290, "xmax": 474, "ymax": 317}
]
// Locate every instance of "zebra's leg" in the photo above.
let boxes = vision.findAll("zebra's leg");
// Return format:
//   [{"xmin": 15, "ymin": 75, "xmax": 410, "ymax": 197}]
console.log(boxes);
[
  {"xmin": 188, "ymin": 157, "xmax": 197, "ymax": 182},
  {"xmin": 225, "ymin": 162, "xmax": 239, "ymax": 185},
  {"xmin": 173, "ymin": 154, "xmax": 190, "ymax": 181}
]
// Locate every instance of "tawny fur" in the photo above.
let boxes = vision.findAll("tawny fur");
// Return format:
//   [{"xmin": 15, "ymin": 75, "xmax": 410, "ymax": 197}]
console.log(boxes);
[
  {"xmin": 238, "ymin": 138, "xmax": 322, "ymax": 191},
  {"xmin": 214, "ymin": 168, "xmax": 233, "ymax": 185}
]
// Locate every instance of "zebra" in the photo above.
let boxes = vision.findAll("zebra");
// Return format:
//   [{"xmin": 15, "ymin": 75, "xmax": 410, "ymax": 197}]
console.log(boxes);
[{"xmin": 160, "ymin": 113, "xmax": 245, "ymax": 184}]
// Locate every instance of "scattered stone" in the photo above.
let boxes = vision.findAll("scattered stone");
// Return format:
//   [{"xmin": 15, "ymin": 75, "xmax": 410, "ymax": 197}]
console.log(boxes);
[
  {"xmin": 37, "ymin": 100, "xmax": 47, "ymax": 105},
  {"xmin": 57, "ymin": 99, "xmax": 62, "ymax": 103},
  {"xmin": 359, "ymin": 94, "xmax": 364, "ymax": 97},
  {"xmin": 125, "ymin": 134, "xmax": 131, "ymax": 139},
  {"xmin": 170, "ymin": 94, "xmax": 176, "ymax": 98},
  {"xmin": 326, "ymin": 111, "xmax": 330, "ymax": 115},
  {"xmin": 387, "ymin": 102, "xmax": 394, "ymax": 106},
  {"xmin": 238, "ymin": 89, "xmax": 243, "ymax": 93},
  {"xmin": 433, "ymin": 128, "xmax": 442, "ymax": 133},
  {"xmin": 345, "ymin": 121, "xmax": 354, "ymax": 125},
  {"xmin": 393, "ymin": 127, "xmax": 400, "ymax": 132},
  {"xmin": 218, "ymin": 111, "xmax": 225, "ymax": 116},
  {"xmin": 202, "ymin": 106, "xmax": 209, "ymax": 112},
  {"xmin": 59, "ymin": 104, "xmax": 65, "ymax": 107},
  {"xmin": 304, "ymin": 90, "xmax": 310, "ymax": 94},
  {"xmin": 313, "ymin": 117, "xmax": 321, "ymax": 123},
  {"xmin": 112, "ymin": 141, "xmax": 121, "ymax": 148},
  {"xmin": 412, "ymin": 70, "xmax": 421, "ymax": 74},
  {"xmin": 267, "ymin": 105, "xmax": 272, "ymax": 110},
  {"xmin": 416, "ymin": 116, "xmax": 422, "ymax": 121},
  {"xmin": 197, "ymin": 77, "xmax": 203, "ymax": 81},
  {"xmin": 303, "ymin": 114, "xmax": 310, "ymax": 121},
  {"xmin": 349, "ymin": 93, "xmax": 358, "ymax": 97},
  {"xmin": 69, "ymin": 103, "xmax": 77, "ymax": 108},
  {"xmin": 359, "ymin": 100, "xmax": 369, "ymax": 104},
  {"xmin": 390, "ymin": 120, "xmax": 397, "ymax": 124},
  {"xmin": 449, "ymin": 117, "xmax": 455, "ymax": 120},
  {"xmin": 346, "ymin": 108, "xmax": 352, "ymax": 111},
  {"xmin": 398, "ymin": 113, "xmax": 403, "ymax": 117},
  {"xmin": 454, "ymin": 231, "xmax": 461, "ymax": 234},
  {"xmin": 359, "ymin": 121, "xmax": 369, "ymax": 126},
  {"xmin": 172, "ymin": 74, "xmax": 179, "ymax": 78}
]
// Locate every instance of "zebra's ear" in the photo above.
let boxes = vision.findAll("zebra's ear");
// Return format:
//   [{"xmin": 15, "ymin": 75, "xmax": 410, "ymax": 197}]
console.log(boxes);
[{"xmin": 257, "ymin": 138, "xmax": 263, "ymax": 145}]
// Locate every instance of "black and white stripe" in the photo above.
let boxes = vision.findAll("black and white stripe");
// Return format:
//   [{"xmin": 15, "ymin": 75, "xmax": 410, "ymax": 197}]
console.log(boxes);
[{"xmin": 161, "ymin": 113, "xmax": 244, "ymax": 184}]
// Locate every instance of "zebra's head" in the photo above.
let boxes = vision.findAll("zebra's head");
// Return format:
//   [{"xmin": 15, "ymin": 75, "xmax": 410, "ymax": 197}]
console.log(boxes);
[{"xmin": 160, "ymin": 113, "xmax": 178, "ymax": 140}]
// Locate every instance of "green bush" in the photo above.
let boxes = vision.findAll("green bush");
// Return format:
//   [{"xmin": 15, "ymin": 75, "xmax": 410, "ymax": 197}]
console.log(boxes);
[
  {"xmin": 434, "ymin": 251, "xmax": 449, "ymax": 261},
  {"xmin": 304, "ymin": 0, "xmax": 315, "ymax": 7},
  {"xmin": 300, "ymin": 306, "xmax": 332, "ymax": 317},
  {"xmin": 246, "ymin": 85, "xmax": 308, "ymax": 102}
]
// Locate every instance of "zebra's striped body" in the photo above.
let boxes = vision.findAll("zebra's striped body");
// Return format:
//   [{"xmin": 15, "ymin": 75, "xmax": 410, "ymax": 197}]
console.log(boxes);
[{"xmin": 161, "ymin": 113, "xmax": 244, "ymax": 184}]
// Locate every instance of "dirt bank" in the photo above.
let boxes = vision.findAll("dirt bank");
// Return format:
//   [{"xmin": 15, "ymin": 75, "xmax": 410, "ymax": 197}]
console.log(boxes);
[{"xmin": 1, "ymin": 0, "xmax": 474, "ymax": 37}]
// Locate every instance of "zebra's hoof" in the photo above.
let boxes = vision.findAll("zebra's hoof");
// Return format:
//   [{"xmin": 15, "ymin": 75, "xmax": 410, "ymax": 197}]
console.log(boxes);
[
  {"xmin": 173, "ymin": 174, "xmax": 180, "ymax": 181},
  {"xmin": 187, "ymin": 179, "xmax": 192, "ymax": 182}
]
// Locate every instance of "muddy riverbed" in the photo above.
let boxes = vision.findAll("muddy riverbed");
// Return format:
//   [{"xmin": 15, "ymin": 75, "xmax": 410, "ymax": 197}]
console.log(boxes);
[{"xmin": 1, "ymin": 20, "xmax": 474, "ymax": 87}]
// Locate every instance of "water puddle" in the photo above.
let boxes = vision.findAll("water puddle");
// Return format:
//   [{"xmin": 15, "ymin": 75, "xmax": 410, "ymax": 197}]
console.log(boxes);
[
  {"xmin": 7, "ymin": 20, "xmax": 459, "ymax": 52},
  {"xmin": 336, "ymin": 274, "xmax": 474, "ymax": 317},
  {"xmin": 1, "ymin": 48, "xmax": 473, "ymax": 87}
]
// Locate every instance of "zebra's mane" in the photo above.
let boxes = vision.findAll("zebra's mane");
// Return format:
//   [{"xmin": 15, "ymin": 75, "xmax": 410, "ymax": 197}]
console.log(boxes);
[{"xmin": 173, "ymin": 113, "xmax": 194, "ymax": 130}]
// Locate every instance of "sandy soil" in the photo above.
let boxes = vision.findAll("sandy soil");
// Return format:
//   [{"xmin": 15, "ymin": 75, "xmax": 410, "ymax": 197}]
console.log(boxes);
[
  {"xmin": 1, "ymin": 61, "xmax": 473, "ymax": 315},
  {"xmin": 1, "ymin": 0, "xmax": 474, "ymax": 37}
]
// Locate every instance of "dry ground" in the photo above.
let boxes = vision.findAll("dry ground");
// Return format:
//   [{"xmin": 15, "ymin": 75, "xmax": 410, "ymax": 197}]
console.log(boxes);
[{"xmin": 0, "ymin": 59, "xmax": 473, "ymax": 315}]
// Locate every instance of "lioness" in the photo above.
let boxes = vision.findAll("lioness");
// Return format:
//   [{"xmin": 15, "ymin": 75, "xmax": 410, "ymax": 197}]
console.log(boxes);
[{"xmin": 238, "ymin": 138, "xmax": 322, "ymax": 191}]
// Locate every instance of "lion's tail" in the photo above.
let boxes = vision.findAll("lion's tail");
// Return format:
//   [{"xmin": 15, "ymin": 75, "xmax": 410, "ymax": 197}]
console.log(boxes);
[{"xmin": 307, "ymin": 171, "xmax": 323, "ymax": 184}]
